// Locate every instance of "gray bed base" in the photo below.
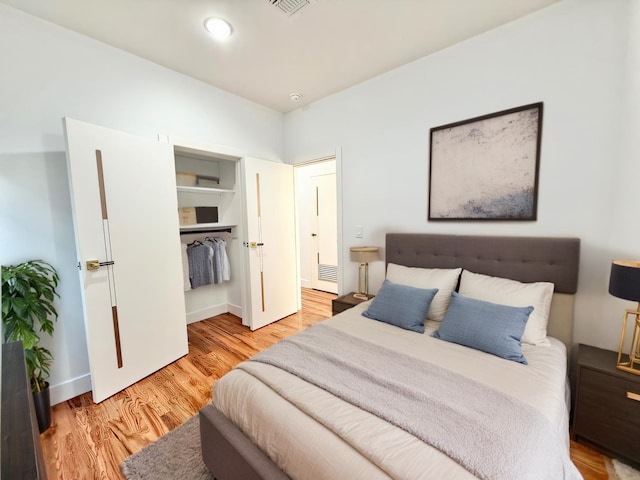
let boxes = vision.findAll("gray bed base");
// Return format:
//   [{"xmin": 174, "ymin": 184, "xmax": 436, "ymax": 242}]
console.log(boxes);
[
  {"xmin": 199, "ymin": 405, "xmax": 289, "ymax": 480},
  {"xmin": 199, "ymin": 233, "xmax": 581, "ymax": 480}
]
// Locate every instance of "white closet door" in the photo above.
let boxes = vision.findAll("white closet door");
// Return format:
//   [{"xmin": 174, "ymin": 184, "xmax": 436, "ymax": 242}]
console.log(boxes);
[
  {"xmin": 63, "ymin": 118, "xmax": 188, "ymax": 403},
  {"xmin": 242, "ymin": 157, "xmax": 298, "ymax": 330}
]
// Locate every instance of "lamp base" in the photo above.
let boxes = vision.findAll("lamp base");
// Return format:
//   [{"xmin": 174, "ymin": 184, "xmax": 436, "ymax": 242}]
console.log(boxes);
[
  {"xmin": 616, "ymin": 362, "xmax": 640, "ymax": 375},
  {"xmin": 355, "ymin": 262, "xmax": 370, "ymax": 302},
  {"xmin": 616, "ymin": 307, "xmax": 640, "ymax": 375}
]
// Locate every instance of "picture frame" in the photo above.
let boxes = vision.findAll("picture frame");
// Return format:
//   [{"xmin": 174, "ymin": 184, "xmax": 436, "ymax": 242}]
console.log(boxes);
[{"xmin": 428, "ymin": 102, "xmax": 543, "ymax": 221}]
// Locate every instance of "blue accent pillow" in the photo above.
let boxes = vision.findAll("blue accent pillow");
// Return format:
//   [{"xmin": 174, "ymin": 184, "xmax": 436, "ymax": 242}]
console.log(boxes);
[
  {"xmin": 362, "ymin": 280, "xmax": 438, "ymax": 333},
  {"xmin": 431, "ymin": 292, "xmax": 533, "ymax": 364}
]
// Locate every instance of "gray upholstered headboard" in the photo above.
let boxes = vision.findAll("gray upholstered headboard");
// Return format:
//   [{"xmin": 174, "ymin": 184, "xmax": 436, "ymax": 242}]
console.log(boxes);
[{"xmin": 385, "ymin": 234, "xmax": 581, "ymax": 349}]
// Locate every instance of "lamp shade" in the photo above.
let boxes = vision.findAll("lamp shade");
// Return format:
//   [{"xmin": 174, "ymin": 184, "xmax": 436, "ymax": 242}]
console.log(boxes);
[
  {"xmin": 609, "ymin": 261, "xmax": 640, "ymax": 302},
  {"xmin": 350, "ymin": 246, "xmax": 379, "ymax": 263}
]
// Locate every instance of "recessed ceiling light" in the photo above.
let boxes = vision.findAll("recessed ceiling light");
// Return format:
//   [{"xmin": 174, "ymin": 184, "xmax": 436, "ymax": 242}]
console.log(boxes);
[
  {"xmin": 289, "ymin": 93, "xmax": 303, "ymax": 102},
  {"xmin": 204, "ymin": 17, "xmax": 233, "ymax": 40}
]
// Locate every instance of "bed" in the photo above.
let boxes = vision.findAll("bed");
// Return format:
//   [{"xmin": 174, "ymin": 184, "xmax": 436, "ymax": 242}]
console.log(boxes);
[{"xmin": 199, "ymin": 233, "xmax": 582, "ymax": 480}]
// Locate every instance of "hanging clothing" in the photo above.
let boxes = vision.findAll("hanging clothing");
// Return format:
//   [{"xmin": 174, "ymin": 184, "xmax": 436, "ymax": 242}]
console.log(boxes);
[
  {"xmin": 187, "ymin": 242, "xmax": 214, "ymax": 288},
  {"xmin": 218, "ymin": 238, "xmax": 231, "ymax": 282},
  {"xmin": 204, "ymin": 237, "xmax": 231, "ymax": 284},
  {"xmin": 204, "ymin": 238, "xmax": 222, "ymax": 284}
]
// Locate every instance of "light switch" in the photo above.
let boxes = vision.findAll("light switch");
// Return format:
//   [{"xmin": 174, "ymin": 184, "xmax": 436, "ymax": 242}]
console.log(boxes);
[{"xmin": 355, "ymin": 225, "xmax": 363, "ymax": 238}]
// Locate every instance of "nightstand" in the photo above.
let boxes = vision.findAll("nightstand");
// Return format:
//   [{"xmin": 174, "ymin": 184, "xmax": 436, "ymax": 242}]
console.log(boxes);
[
  {"xmin": 332, "ymin": 292, "xmax": 374, "ymax": 316},
  {"xmin": 573, "ymin": 344, "xmax": 640, "ymax": 466}
]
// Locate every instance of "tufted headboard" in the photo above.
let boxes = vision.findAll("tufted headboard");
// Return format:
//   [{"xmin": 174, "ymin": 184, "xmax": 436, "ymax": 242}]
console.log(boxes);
[{"xmin": 385, "ymin": 234, "xmax": 581, "ymax": 349}]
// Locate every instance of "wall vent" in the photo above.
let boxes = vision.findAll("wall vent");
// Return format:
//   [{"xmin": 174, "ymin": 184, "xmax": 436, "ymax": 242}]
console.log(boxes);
[
  {"xmin": 318, "ymin": 264, "xmax": 337, "ymax": 283},
  {"xmin": 268, "ymin": 0, "xmax": 315, "ymax": 17}
]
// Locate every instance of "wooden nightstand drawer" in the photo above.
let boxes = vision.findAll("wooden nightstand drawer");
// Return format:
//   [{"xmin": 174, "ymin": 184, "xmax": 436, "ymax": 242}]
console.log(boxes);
[
  {"xmin": 573, "ymin": 344, "xmax": 640, "ymax": 465},
  {"xmin": 574, "ymin": 369, "xmax": 640, "ymax": 462},
  {"xmin": 579, "ymin": 368, "xmax": 640, "ymax": 417}
]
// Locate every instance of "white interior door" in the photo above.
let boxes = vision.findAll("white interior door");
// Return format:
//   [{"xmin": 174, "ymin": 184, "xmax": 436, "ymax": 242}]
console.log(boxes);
[
  {"xmin": 311, "ymin": 173, "xmax": 338, "ymax": 293},
  {"xmin": 242, "ymin": 157, "xmax": 298, "ymax": 330},
  {"xmin": 63, "ymin": 118, "xmax": 188, "ymax": 403}
]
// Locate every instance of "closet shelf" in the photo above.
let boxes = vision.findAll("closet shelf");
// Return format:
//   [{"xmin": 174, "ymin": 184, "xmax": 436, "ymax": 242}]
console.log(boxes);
[
  {"xmin": 177, "ymin": 186, "xmax": 234, "ymax": 195},
  {"xmin": 179, "ymin": 223, "xmax": 236, "ymax": 233}
]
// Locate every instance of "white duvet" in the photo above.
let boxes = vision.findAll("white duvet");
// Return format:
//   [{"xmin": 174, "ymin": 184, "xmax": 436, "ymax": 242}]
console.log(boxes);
[{"xmin": 213, "ymin": 301, "xmax": 572, "ymax": 480}]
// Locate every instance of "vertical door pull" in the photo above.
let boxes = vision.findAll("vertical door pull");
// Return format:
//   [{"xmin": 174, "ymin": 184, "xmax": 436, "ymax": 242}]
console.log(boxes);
[
  {"xmin": 96, "ymin": 150, "xmax": 124, "ymax": 369},
  {"xmin": 256, "ymin": 173, "xmax": 265, "ymax": 312}
]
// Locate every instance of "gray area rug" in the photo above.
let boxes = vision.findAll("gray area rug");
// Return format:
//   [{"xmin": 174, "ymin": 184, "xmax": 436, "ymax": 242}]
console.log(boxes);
[
  {"xmin": 121, "ymin": 415, "xmax": 214, "ymax": 480},
  {"xmin": 607, "ymin": 459, "xmax": 640, "ymax": 480}
]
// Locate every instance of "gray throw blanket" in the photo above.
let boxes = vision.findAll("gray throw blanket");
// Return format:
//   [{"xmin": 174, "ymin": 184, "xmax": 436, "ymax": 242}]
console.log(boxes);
[{"xmin": 243, "ymin": 324, "xmax": 582, "ymax": 480}]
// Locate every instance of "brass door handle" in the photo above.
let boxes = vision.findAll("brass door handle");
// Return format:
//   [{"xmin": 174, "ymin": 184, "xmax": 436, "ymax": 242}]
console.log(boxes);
[{"xmin": 86, "ymin": 259, "xmax": 115, "ymax": 271}]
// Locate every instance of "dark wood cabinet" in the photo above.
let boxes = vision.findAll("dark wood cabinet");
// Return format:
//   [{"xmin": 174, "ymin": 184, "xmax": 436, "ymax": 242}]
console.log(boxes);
[
  {"xmin": 573, "ymin": 344, "xmax": 640, "ymax": 467},
  {"xmin": 1, "ymin": 341, "xmax": 48, "ymax": 480},
  {"xmin": 331, "ymin": 292, "xmax": 374, "ymax": 315}
]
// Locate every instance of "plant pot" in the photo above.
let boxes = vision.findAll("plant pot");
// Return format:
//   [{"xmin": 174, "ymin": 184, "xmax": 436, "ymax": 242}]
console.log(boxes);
[{"xmin": 32, "ymin": 382, "xmax": 51, "ymax": 433}]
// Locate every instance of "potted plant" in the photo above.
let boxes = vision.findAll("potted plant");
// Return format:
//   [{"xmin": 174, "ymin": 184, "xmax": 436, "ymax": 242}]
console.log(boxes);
[{"xmin": 1, "ymin": 259, "xmax": 59, "ymax": 433}]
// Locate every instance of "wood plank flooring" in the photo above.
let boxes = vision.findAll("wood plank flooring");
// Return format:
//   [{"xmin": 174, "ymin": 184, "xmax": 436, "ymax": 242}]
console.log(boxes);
[{"xmin": 41, "ymin": 288, "xmax": 610, "ymax": 479}]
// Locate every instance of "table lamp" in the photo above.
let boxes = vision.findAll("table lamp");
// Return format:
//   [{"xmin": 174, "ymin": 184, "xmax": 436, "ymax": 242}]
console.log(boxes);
[
  {"xmin": 608, "ymin": 260, "xmax": 640, "ymax": 375},
  {"xmin": 350, "ymin": 246, "xmax": 379, "ymax": 300}
]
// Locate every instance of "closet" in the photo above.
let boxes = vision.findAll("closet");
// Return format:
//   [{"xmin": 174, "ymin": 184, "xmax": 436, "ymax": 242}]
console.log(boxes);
[
  {"xmin": 173, "ymin": 145, "xmax": 244, "ymax": 322},
  {"xmin": 173, "ymin": 145, "xmax": 298, "ymax": 330},
  {"xmin": 64, "ymin": 118, "xmax": 298, "ymax": 403}
]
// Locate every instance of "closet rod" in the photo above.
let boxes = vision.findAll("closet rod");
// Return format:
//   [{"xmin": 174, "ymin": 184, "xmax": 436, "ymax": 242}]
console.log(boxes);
[{"xmin": 180, "ymin": 227, "xmax": 232, "ymax": 235}]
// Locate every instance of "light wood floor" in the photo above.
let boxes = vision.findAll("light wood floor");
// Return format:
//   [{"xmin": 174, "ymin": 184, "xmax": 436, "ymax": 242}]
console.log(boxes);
[{"xmin": 42, "ymin": 288, "xmax": 610, "ymax": 479}]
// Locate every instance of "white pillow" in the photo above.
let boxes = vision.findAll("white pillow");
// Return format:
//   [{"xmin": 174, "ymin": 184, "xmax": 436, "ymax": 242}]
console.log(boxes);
[
  {"xmin": 458, "ymin": 270, "xmax": 554, "ymax": 346},
  {"xmin": 386, "ymin": 264, "xmax": 461, "ymax": 322}
]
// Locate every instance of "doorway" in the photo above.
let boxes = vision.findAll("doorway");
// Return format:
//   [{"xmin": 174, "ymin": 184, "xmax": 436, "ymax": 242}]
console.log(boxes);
[{"xmin": 295, "ymin": 158, "xmax": 338, "ymax": 294}]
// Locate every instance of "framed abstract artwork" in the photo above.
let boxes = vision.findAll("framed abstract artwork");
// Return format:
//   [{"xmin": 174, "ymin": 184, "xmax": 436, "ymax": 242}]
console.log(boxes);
[{"xmin": 428, "ymin": 102, "xmax": 543, "ymax": 221}]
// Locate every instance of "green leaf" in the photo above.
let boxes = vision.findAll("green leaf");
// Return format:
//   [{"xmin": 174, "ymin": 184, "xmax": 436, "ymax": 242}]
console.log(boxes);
[{"xmin": 2, "ymin": 260, "xmax": 59, "ymax": 390}]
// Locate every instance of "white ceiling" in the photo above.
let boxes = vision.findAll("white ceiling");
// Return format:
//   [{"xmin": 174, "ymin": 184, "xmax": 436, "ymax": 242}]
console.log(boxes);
[{"xmin": 2, "ymin": 0, "xmax": 560, "ymax": 113}]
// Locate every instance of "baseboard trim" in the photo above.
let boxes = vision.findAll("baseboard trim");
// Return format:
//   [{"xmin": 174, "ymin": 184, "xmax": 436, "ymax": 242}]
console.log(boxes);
[
  {"xmin": 50, "ymin": 373, "xmax": 92, "ymax": 405},
  {"xmin": 186, "ymin": 303, "xmax": 244, "ymax": 324},
  {"xmin": 186, "ymin": 304, "xmax": 229, "ymax": 324},
  {"xmin": 227, "ymin": 303, "xmax": 242, "ymax": 318}
]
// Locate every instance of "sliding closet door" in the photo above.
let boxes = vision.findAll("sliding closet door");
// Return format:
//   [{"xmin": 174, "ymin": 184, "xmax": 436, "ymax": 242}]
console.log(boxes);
[
  {"xmin": 242, "ymin": 157, "xmax": 298, "ymax": 330},
  {"xmin": 63, "ymin": 118, "xmax": 188, "ymax": 403}
]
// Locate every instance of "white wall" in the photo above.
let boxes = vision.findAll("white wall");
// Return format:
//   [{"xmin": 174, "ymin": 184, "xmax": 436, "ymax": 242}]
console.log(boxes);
[
  {"xmin": 0, "ymin": 5, "xmax": 284, "ymax": 403},
  {"xmin": 284, "ymin": 0, "xmax": 634, "ymax": 352},
  {"xmin": 604, "ymin": 0, "xmax": 640, "ymax": 355}
]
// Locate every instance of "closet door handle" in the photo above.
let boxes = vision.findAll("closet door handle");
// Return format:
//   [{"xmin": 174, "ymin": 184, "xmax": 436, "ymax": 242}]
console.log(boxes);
[{"xmin": 86, "ymin": 259, "xmax": 115, "ymax": 271}]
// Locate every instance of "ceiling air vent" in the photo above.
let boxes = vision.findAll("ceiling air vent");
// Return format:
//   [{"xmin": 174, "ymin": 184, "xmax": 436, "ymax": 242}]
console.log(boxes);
[{"xmin": 269, "ymin": 0, "xmax": 315, "ymax": 17}]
